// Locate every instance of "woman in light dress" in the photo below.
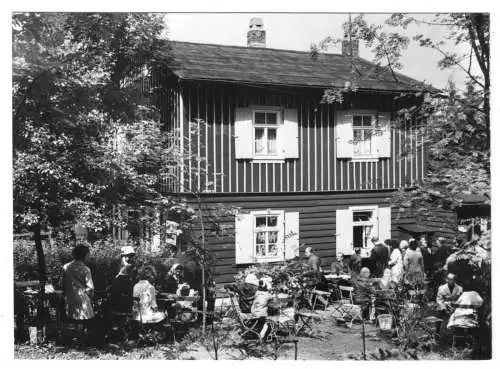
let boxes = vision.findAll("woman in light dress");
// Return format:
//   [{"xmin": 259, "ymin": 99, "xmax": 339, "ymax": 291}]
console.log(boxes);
[
  {"xmin": 63, "ymin": 244, "xmax": 95, "ymax": 321},
  {"xmin": 403, "ymin": 239, "xmax": 425, "ymax": 288},
  {"xmin": 133, "ymin": 265, "xmax": 166, "ymax": 324},
  {"xmin": 389, "ymin": 240, "xmax": 404, "ymax": 284}
]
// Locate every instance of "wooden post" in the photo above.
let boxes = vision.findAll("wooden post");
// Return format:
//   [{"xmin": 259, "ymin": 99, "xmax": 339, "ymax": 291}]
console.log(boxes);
[{"xmin": 362, "ymin": 319, "xmax": 367, "ymax": 360}]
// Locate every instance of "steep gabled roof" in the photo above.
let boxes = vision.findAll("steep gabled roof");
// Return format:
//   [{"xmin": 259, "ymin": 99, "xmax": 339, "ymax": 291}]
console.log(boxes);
[{"xmin": 168, "ymin": 41, "xmax": 426, "ymax": 92}]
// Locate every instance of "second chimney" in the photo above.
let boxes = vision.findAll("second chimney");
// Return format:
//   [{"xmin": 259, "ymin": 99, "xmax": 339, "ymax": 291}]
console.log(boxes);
[
  {"xmin": 247, "ymin": 17, "xmax": 266, "ymax": 48},
  {"xmin": 341, "ymin": 33, "xmax": 359, "ymax": 58}
]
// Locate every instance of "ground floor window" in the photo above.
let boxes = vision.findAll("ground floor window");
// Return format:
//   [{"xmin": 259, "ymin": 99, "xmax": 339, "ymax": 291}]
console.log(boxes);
[
  {"xmin": 235, "ymin": 210, "xmax": 299, "ymax": 264},
  {"xmin": 336, "ymin": 205, "xmax": 391, "ymax": 257},
  {"xmin": 254, "ymin": 214, "xmax": 280, "ymax": 258}
]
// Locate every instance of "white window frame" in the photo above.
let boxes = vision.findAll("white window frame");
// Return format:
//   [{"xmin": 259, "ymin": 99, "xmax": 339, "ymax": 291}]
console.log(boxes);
[
  {"xmin": 251, "ymin": 106, "xmax": 284, "ymax": 161},
  {"xmin": 251, "ymin": 209, "xmax": 284, "ymax": 262},
  {"xmin": 350, "ymin": 111, "xmax": 380, "ymax": 161},
  {"xmin": 350, "ymin": 205, "xmax": 378, "ymax": 257}
]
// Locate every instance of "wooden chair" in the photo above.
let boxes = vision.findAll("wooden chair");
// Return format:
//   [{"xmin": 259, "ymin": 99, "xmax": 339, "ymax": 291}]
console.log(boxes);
[
  {"xmin": 310, "ymin": 289, "xmax": 331, "ymax": 310},
  {"xmin": 226, "ymin": 290, "xmax": 263, "ymax": 344},
  {"xmin": 332, "ymin": 286, "xmax": 363, "ymax": 327}
]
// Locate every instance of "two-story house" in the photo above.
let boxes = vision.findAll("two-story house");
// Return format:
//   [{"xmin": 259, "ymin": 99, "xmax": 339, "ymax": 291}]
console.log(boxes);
[{"xmin": 155, "ymin": 18, "xmax": 453, "ymax": 284}]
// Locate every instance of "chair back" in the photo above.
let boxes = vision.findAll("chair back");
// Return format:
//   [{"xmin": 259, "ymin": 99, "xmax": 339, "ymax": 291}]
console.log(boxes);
[
  {"xmin": 338, "ymin": 286, "xmax": 354, "ymax": 304},
  {"xmin": 227, "ymin": 290, "xmax": 248, "ymax": 326}
]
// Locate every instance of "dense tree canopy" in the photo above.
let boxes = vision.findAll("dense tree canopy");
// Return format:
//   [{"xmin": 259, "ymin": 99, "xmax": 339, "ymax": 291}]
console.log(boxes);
[{"xmin": 312, "ymin": 13, "xmax": 490, "ymax": 215}]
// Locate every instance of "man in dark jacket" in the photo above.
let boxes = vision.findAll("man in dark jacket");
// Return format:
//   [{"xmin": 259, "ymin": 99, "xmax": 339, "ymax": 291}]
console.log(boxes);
[{"xmin": 369, "ymin": 236, "xmax": 390, "ymax": 278}]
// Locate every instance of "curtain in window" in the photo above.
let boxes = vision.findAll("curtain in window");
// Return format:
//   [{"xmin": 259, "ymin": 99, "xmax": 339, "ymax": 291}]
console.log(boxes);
[
  {"xmin": 255, "ymin": 128, "xmax": 265, "ymax": 153},
  {"xmin": 267, "ymin": 128, "xmax": 277, "ymax": 154}
]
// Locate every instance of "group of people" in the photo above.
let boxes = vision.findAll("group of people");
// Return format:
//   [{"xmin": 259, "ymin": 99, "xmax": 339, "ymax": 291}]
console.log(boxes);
[
  {"xmin": 305, "ymin": 235, "xmax": 484, "ymax": 333},
  {"xmin": 326, "ymin": 234, "xmax": 452, "ymax": 287},
  {"xmin": 61, "ymin": 244, "xmax": 197, "ymax": 341}
]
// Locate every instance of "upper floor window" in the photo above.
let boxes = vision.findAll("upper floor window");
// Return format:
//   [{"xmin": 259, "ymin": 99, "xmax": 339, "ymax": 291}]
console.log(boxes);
[
  {"xmin": 336, "ymin": 110, "xmax": 391, "ymax": 161},
  {"xmin": 352, "ymin": 115, "xmax": 375, "ymax": 156},
  {"xmin": 254, "ymin": 111, "xmax": 279, "ymax": 156},
  {"xmin": 234, "ymin": 107, "xmax": 299, "ymax": 162}
]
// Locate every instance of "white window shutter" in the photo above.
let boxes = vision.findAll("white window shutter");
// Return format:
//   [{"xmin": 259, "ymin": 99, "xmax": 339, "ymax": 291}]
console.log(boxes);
[
  {"xmin": 281, "ymin": 108, "xmax": 299, "ymax": 159},
  {"xmin": 336, "ymin": 111, "xmax": 353, "ymax": 158},
  {"xmin": 234, "ymin": 108, "xmax": 254, "ymax": 159},
  {"xmin": 376, "ymin": 113, "xmax": 391, "ymax": 158},
  {"xmin": 235, "ymin": 213, "xmax": 255, "ymax": 264},
  {"xmin": 336, "ymin": 208, "xmax": 353, "ymax": 256},
  {"xmin": 284, "ymin": 212, "xmax": 300, "ymax": 259},
  {"xmin": 377, "ymin": 206, "xmax": 392, "ymax": 242}
]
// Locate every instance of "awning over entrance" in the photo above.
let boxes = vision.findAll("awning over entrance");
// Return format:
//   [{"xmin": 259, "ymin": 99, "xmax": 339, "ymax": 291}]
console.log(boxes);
[
  {"xmin": 457, "ymin": 195, "xmax": 490, "ymax": 219},
  {"xmin": 398, "ymin": 224, "xmax": 436, "ymax": 238}
]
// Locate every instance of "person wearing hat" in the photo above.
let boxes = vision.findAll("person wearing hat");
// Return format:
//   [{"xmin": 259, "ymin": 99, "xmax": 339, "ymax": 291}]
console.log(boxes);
[
  {"xmin": 164, "ymin": 263, "xmax": 185, "ymax": 294},
  {"xmin": 119, "ymin": 246, "xmax": 136, "ymax": 272}
]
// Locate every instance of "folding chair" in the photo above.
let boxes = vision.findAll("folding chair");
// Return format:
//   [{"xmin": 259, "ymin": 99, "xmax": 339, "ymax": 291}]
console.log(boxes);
[
  {"xmin": 332, "ymin": 285, "xmax": 363, "ymax": 327},
  {"xmin": 226, "ymin": 290, "xmax": 263, "ymax": 344},
  {"xmin": 310, "ymin": 289, "xmax": 331, "ymax": 310}
]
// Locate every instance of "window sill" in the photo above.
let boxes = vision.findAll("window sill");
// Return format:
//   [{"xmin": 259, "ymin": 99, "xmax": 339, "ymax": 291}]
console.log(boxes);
[
  {"xmin": 251, "ymin": 159, "xmax": 286, "ymax": 164},
  {"xmin": 254, "ymin": 256, "xmax": 283, "ymax": 263},
  {"xmin": 350, "ymin": 157, "xmax": 379, "ymax": 163}
]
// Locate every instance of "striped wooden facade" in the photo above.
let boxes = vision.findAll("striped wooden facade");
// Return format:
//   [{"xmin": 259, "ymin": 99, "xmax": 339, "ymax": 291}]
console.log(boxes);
[
  {"xmin": 152, "ymin": 77, "xmax": 456, "ymax": 284},
  {"xmin": 160, "ymin": 81, "xmax": 425, "ymax": 195}
]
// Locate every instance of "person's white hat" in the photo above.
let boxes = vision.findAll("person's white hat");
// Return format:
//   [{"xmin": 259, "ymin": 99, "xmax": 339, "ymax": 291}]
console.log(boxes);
[{"xmin": 121, "ymin": 246, "xmax": 136, "ymax": 256}]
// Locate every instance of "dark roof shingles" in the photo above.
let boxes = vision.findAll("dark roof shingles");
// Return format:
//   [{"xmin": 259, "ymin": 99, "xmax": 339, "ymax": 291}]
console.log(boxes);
[{"xmin": 168, "ymin": 41, "xmax": 425, "ymax": 91}]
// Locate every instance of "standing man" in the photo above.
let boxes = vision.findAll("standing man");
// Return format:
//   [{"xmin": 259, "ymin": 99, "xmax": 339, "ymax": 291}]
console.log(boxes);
[
  {"xmin": 369, "ymin": 236, "xmax": 390, "ymax": 278},
  {"xmin": 305, "ymin": 247, "xmax": 322, "ymax": 272}
]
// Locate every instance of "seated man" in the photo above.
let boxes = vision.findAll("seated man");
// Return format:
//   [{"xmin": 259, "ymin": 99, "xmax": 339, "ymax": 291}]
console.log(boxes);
[
  {"xmin": 305, "ymin": 247, "xmax": 322, "ymax": 272},
  {"xmin": 349, "ymin": 247, "xmax": 363, "ymax": 276},
  {"xmin": 331, "ymin": 254, "xmax": 350, "ymax": 275},
  {"xmin": 436, "ymin": 273, "xmax": 463, "ymax": 317},
  {"xmin": 110, "ymin": 264, "xmax": 134, "ymax": 316}
]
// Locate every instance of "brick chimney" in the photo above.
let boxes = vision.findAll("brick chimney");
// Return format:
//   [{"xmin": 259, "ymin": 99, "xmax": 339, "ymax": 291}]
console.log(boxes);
[
  {"xmin": 247, "ymin": 17, "xmax": 266, "ymax": 48},
  {"xmin": 341, "ymin": 33, "xmax": 359, "ymax": 58}
]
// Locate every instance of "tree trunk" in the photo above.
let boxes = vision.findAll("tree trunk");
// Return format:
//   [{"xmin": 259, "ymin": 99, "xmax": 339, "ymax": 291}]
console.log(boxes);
[
  {"xmin": 34, "ymin": 223, "xmax": 47, "ymax": 324},
  {"xmin": 197, "ymin": 198, "xmax": 207, "ymax": 337}
]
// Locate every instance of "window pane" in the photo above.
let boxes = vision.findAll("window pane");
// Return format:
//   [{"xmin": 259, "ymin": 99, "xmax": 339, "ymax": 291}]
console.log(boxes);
[
  {"xmin": 353, "ymin": 211, "xmax": 372, "ymax": 222},
  {"xmin": 255, "ymin": 216, "xmax": 267, "ymax": 228},
  {"xmin": 267, "ymin": 129, "xmax": 277, "ymax": 154},
  {"xmin": 267, "ymin": 216, "xmax": 278, "ymax": 227},
  {"xmin": 256, "ymin": 231, "xmax": 266, "ymax": 244},
  {"xmin": 363, "ymin": 116, "xmax": 372, "ymax": 127},
  {"xmin": 266, "ymin": 112, "xmax": 277, "ymax": 125},
  {"xmin": 353, "ymin": 226, "xmax": 364, "ymax": 248},
  {"xmin": 255, "ymin": 112, "xmax": 266, "ymax": 124},
  {"xmin": 255, "ymin": 128, "xmax": 265, "ymax": 153},
  {"xmin": 268, "ymin": 231, "xmax": 278, "ymax": 243},
  {"xmin": 353, "ymin": 115, "xmax": 362, "ymax": 127},
  {"xmin": 268, "ymin": 244, "xmax": 278, "ymax": 256},
  {"xmin": 256, "ymin": 244, "xmax": 266, "ymax": 257}
]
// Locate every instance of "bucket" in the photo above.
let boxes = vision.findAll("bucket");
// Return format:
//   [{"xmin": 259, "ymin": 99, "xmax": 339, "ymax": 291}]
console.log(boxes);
[
  {"xmin": 377, "ymin": 314, "xmax": 393, "ymax": 331},
  {"xmin": 28, "ymin": 326, "xmax": 46, "ymax": 345}
]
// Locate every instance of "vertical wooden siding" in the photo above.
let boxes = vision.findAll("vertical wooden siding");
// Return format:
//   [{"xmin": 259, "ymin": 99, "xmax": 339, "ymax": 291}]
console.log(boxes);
[{"xmin": 176, "ymin": 81, "xmax": 424, "ymax": 194}]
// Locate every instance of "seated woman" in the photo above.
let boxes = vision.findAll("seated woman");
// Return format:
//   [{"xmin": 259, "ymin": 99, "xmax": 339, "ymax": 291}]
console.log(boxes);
[
  {"xmin": 249, "ymin": 280, "xmax": 275, "ymax": 339},
  {"xmin": 447, "ymin": 283, "xmax": 483, "ymax": 330},
  {"xmin": 378, "ymin": 268, "xmax": 397, "ymax": 291},
  {"xmin": 132, "ymin": 265, "xmax": 166, "ymax": 324},
  {"xmin": 374, "ymin": 268, "xmax": 397, "ymax": 315},
  {"xmin": 353, "ymin": 267, "xmax": 375, "ymax": 320}
]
